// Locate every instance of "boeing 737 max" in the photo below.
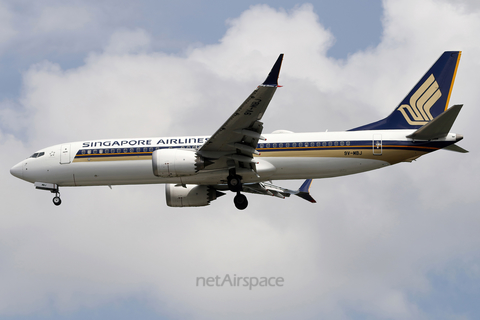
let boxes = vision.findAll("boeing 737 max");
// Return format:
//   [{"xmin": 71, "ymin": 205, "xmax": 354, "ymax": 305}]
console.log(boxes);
[{"xmin": 10, "ymin": 52, "xmax": 466, "ymax": 210}]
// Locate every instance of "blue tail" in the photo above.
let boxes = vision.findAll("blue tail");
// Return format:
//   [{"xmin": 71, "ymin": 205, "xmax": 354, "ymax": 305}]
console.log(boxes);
[{"xmin": 350, "ymin": 51, "xmax": 461, "ymax": 131}]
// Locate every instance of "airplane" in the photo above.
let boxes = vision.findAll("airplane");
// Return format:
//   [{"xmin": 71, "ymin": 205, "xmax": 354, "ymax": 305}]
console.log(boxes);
[{"xmin": 10, "ymin": 51, "xmax": 467, "ymax": 210}]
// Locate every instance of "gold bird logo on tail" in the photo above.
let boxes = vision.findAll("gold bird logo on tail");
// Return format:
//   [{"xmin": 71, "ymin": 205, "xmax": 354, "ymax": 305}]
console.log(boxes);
[{"xmin": 398, "ymin": 74, "xmax": 442, "ymax": 125}]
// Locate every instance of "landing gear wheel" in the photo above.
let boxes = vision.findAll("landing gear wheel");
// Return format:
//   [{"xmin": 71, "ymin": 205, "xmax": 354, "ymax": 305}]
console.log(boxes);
[
  {"xmin": 53, "ymin": 196, "xmax": 62, "ymax": 206},
  {"xmin": 228, "ymin": 175, "xmax": 243, "ymax": 192},
  {"xmin": 234, "ymin": 193, "xmax": 248, "ymax": 210}
]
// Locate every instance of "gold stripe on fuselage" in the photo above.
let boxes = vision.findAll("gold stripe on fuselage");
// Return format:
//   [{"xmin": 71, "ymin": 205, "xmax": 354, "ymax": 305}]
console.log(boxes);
[
  {"xmin": 258, "ymin": 146, "xmax": 435, "ymax": 165},
  {"xmin": 73, "ymin": 145, "xmax": 437, "ymax": 165}
]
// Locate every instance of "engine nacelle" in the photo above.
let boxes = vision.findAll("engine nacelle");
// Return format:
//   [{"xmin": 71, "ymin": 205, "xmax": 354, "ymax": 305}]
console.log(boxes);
[
  {"xmin": 152, "ymin": 149, "xmax": 204, "ymax": 177},
  {"xmin": 165, "ymin": 184, "xmax": 223, "ymax": 207}
]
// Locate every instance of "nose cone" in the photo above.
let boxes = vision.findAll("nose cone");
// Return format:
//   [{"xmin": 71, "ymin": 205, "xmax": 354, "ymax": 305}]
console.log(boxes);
[{"xmin": 10, "ymin": 162, "xmax": 23, "ymax": 179}]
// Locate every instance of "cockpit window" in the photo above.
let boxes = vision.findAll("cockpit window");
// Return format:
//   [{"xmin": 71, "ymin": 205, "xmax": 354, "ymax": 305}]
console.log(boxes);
[{"xmin": 29, "ymin": 152, "xmax": 45, "ymax": 158}]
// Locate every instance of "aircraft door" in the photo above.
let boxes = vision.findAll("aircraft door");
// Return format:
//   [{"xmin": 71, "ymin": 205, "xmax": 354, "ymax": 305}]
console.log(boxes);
[
  {"xmin": 60, "ymin": 144, "xmax": 71, "ymax": 164},
  {"xmin": 373, "ymin": 134, "xmax": 382, "ymax": 155}
]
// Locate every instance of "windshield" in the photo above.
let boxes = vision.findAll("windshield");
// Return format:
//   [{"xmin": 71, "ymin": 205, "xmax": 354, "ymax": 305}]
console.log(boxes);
[{"xmin": 29, "ymin": 152, "xmax": 45, "ymax": 158}]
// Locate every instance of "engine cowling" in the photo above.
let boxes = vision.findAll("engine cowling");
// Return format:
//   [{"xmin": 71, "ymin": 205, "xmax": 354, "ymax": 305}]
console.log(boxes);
[
  {"xmin": 152, "ymin": 149, "xmax": 204, "ymax": 177},
  {"xmin": 165, "ymin": 184, "xmax": 224, "ymax": 207}
]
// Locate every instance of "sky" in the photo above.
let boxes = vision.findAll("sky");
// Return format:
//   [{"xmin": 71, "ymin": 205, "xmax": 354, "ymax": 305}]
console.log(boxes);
[{"xmin": 1, "ymin": 0, "xmax": 479, "ymax": 319}]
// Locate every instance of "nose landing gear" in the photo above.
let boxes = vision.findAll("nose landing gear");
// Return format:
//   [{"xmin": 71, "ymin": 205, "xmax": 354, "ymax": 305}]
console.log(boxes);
[
  {"xmin": 52, "ymin": 191, "xmax": 62, "ymax": 206},
  {"xmin": 34, "ymin": 182, "xmax": 62, "ymax": 206}
]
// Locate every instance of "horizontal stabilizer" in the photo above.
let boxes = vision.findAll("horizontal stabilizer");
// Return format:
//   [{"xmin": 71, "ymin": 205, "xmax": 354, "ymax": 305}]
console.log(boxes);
[
  {"xmin": 295, "ymin": 179, "xmax": 316, "ymax": 203},
  {"xmin": 407, "ymin": 104, "xmax": 463, "ymax": 140},
  {"xmin": 443, "ymin": 144, "xmax": 469, "ymax": 153},
  {"xmin": 240, "ymin": 179, "xmax": 316, "ymax": 203}
]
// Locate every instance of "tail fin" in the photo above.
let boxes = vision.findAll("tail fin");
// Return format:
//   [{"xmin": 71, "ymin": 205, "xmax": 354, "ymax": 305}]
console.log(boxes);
[{"xmin": 350, "ymin": 51, "xmax": 461, "ymax": 131}]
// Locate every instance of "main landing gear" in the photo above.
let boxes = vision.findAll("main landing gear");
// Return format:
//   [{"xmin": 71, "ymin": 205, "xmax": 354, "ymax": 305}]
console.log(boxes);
[{"xmin": 228, "ymin": 171, "xmax": 248, "ymax": 210}]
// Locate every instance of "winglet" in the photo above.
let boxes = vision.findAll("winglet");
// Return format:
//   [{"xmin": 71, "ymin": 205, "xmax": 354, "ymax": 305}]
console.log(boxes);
[
  {"xmin": 262, "ymin": 54, "xmax": 284, "ymax": 87},
  {"xmin": 295, "ymin": 179, "xmax": 317, "ymax": 203}
]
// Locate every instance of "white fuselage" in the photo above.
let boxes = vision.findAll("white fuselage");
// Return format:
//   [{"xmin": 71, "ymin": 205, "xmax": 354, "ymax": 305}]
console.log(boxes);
[{"xmin": 10, "ymin": 129, "xmax": 460, "ymax": 188}]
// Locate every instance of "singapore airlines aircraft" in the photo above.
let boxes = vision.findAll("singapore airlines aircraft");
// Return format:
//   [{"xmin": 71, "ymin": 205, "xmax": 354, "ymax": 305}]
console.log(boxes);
[{"xmin": 10, "ymin": 52, "xmax": 466, "ymax": 210}]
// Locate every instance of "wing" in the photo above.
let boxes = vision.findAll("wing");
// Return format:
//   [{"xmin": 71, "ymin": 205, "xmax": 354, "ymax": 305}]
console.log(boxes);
[{"xmin": 197, "ymin": 54, "xmax": 284, "ymax": 173}]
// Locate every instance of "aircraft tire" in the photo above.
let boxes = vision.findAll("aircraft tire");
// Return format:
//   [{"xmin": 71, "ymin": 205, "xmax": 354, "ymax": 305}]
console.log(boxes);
[
  {"xmin": 234, "ymin": 193, "xmax": 248, "ymax": 210},
  {"xmin": 53, "ymin": 196, "xmax": 62, "ymax": 206}
]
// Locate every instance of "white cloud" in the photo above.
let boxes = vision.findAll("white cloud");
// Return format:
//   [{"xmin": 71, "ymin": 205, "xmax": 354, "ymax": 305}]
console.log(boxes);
[{"xmin": 1, "ymin": 1, "xmax": 480, "ymax": 319}]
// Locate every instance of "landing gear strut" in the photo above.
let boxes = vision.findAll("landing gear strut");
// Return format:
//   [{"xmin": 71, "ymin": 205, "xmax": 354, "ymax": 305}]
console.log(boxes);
[
  {"xmin": 228, "ymin": 170, "xmax": 248, "ymax": 210},
  {"xmin": 34, "ymin": 182, "xmax": 62, "ymax": 206},
  {"xmin": 227, "ymin": 174, "xmax": 243, "ymax": 192}
]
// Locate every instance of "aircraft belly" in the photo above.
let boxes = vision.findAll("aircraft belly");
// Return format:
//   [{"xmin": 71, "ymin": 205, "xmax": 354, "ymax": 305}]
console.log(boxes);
[
  {"xmin": 68, "ymin": 160, "xmax": 231, "ymax": 186},
  {"xmin": 267, "ymin": 157, "xmax": 390, "ymax": 179}
]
